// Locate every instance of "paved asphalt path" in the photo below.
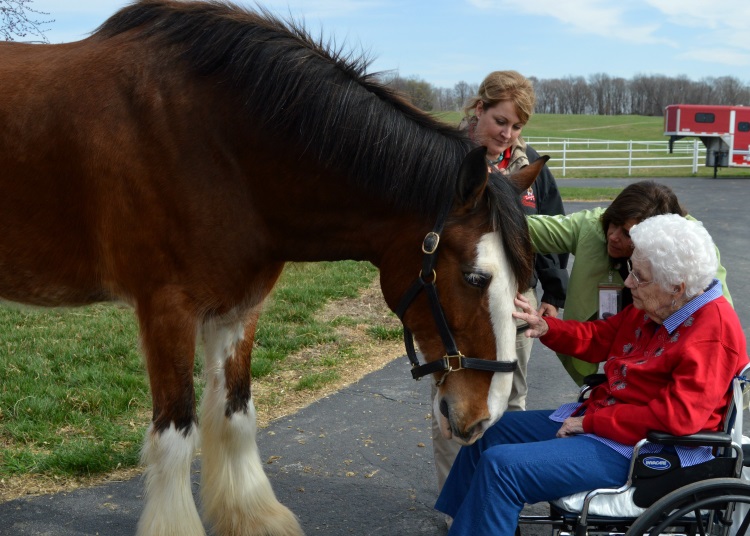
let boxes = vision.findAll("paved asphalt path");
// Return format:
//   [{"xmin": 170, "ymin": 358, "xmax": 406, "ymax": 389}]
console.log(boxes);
[{"xmin": 0, "ymin": 177, "xmax": 748, "ymax": 535}]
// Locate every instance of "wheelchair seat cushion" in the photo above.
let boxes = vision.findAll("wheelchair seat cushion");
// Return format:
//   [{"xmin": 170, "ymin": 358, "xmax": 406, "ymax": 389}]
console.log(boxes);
[
  {"xmin": 551, "ymin": 488, "xmax": 645, "ymax": 518},
  {"xmin": 552, "ymin": 455, "xmax": 736, "ymax": 517}
]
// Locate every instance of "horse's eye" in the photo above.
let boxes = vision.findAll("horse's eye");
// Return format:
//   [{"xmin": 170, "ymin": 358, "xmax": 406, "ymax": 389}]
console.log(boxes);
[{"xmin": 463, "ymin": 272, "xmax": 491, "ymax": 289}]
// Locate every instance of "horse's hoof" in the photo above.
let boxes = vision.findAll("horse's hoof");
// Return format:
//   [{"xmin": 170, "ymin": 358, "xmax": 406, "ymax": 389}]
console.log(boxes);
[{"xmin": 208, "ymin": 500, "xmax": 304, "ymax": 536}]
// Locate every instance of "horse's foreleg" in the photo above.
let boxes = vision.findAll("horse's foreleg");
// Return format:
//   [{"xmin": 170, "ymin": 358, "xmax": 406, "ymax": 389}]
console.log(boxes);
[
  {"xmin": 200, "ymin": 312, "xmax": 303, "ymax": 536},
  {"xmin": 136, "ymin": 291, "xmax": 204, "ymax": 536}
]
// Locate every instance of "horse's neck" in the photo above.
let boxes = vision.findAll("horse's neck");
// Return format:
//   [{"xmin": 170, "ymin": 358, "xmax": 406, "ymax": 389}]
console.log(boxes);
[{"xmin": 257, "ymin": 176, "xmax": 427, "ymax": 267}]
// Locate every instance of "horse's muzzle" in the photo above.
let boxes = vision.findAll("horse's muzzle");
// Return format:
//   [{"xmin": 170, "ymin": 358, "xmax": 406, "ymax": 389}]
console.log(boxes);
[{"xmin": 439, "ymin": 398, "xmax": 488, "ymax": 444}]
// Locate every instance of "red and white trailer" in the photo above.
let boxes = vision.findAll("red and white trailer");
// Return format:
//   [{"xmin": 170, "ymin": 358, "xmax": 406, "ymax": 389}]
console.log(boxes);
[{"xmin": 664, "ymin": 104, "xmax": 750, "ymax": 176}]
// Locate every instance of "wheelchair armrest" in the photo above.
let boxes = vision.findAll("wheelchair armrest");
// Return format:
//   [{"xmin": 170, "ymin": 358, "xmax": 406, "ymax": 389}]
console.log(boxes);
[
  {"xmin": 646, "ymin": 430, "xmax": 732, "ymax": 448},
  {"xmin": 578, "ymin": 374, "xmax": 607, "ymax": 401},
  {"xmin": 582, "ymin": 374, "xmax": 607, "ymax": 388}
]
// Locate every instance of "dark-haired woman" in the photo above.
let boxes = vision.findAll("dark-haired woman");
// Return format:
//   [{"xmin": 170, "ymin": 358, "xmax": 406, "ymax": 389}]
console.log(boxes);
[{"xmin": 527, "ymin": 180, "xmax": 732, "ymax": 385}]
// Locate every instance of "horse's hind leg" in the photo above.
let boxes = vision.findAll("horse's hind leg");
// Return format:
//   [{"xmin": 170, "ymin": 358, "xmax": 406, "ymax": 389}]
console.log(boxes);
[
  {"xmin": 200, "ymin": 311, "xmax": 303, "ymax": 536},
  {"xmin": 135, "ymin": 289, "xmax": 204, "ymax": 536}
]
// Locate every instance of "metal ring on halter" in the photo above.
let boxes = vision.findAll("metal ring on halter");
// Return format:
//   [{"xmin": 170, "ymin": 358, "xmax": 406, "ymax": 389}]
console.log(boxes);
[{"xmin": 419, "ymin": 269, "xmax": 437, "ymax": 284}]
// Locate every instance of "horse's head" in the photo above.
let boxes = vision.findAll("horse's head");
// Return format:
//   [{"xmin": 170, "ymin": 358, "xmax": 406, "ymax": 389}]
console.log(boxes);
[{"xmin": 380, "ymin": 147, "xmax": 546, "ymax": 445}]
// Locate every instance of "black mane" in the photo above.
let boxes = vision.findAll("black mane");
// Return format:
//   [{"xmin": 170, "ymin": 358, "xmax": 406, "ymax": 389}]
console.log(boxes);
[
  {"xmin": 95, "ymin": 0, "xmax": 474, "ymax": 217},
  {"xmin": 95, "ymin": 1, "xmax": 531, "ymax": 284},
  {"xmin": 485, "ymin": 172, "xmax": 533, "ymax": 292}
]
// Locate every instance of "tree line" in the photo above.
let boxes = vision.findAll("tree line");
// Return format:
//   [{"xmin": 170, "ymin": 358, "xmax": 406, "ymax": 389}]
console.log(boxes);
[{"xmin": 382, "ymin": 72, "xmax": 750, "ymax": 117}]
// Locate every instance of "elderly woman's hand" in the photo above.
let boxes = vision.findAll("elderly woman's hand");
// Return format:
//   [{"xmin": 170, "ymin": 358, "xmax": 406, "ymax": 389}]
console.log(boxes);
[
  {"xmin": 556, "ymin": 416, "xmax": 585, "ymax": 437},
  {"xmin": 512, "ymin": 293, "xmax": 549, "ymax": 338},
  {"xmin": 537, "ymin": 302, "xmax": 559, "ymax": 318}
]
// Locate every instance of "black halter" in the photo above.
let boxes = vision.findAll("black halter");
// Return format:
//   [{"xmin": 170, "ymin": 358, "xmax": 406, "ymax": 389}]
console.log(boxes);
[{"xmin": 393, "ymin": 200, "xmax": 519, "ymax": 385}]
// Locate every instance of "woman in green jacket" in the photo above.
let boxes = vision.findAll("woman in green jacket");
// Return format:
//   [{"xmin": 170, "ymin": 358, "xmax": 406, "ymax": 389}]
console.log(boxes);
[{"xmin": 527, "ymin": 181, "xmax": 732, "ymax": 385}]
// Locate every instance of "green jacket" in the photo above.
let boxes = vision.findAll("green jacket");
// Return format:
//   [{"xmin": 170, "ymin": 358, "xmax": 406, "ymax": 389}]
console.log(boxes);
[{"xmin": 527, "ymin": 208, "xmax": 733, "ymax": 384}]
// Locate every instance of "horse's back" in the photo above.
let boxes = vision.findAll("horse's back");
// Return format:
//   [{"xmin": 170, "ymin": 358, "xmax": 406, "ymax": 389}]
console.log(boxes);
[{"xmin": 0, "ymin": 36, "xmax": 281, "ymax": 312}]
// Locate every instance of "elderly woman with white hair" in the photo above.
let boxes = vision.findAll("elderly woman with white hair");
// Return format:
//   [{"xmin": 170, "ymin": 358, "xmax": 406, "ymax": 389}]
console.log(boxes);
[{"xmin": 435, "ymin": 214, "xmax": 749, "ymax": 536}]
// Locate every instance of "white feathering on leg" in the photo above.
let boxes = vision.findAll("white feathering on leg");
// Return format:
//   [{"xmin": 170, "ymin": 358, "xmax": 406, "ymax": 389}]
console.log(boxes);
[
  {"xmin": 137, "ymin": 423, "xmax": 204, "ymax": 536},
  {"xmin": 200, "ymin": 319, "xmax": 303, "ymax": 536}
]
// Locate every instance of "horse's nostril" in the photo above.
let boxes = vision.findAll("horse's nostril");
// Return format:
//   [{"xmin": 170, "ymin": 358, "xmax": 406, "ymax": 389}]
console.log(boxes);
[
  {"xmin": 466, "ymin": 420, "xmax": 488, "ymax": 442},
  {"xmin": 440, "ymin": 398, "xmax": 449, "ymax": 419}
]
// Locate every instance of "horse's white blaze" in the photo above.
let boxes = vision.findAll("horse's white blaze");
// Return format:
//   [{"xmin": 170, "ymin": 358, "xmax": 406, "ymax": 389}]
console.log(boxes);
[
  {"xmin": 138, "ymin": 422, "xmax": 204, "ymax": 536},
  {"xmin": 199, "ymin": 318, "xmax": 303, "ymax": 536},
  {"xmin": 476, "ymin": 232, "xmax": 517, "ymax": 434}
]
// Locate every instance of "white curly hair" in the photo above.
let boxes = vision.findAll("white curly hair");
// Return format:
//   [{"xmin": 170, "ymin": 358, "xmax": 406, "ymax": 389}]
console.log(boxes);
[{"xmin": 629, "ymin": 214, "xmax": 717, "ymax": 299}]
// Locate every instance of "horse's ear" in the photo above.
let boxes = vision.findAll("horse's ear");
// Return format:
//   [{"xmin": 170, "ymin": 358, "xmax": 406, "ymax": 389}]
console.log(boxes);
[
  {"xmin": 454, "ymin": 146, "xmax": 489, "ymax": 214},
  {"xmin": 508, "ymin": 155, "xmax": 550, "ymax": 192}
]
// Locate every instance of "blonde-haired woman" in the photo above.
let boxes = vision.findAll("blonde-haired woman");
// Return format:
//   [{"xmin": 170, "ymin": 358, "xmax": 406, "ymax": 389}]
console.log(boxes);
[{"xmin": 460, "ymin": 70, "xmax": 536, "ymax": 168}]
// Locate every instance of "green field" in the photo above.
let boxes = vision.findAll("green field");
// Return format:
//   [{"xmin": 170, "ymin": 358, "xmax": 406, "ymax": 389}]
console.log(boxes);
[
  {"xmin": 525, "ymin": 114, "xmax": 666, "ymax": 141},
  {"xmin": 433, "ymin": 112, "xmax": 666, "ymax": 140}
]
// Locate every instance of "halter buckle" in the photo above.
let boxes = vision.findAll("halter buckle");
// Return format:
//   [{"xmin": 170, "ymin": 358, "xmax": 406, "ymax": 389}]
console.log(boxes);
[
  {"xmin": 421, "ymin": 232, "xmax": 440, "ymax": 254},
  {"xmin": 435, "ymin": 353, "xmax": 464, "ymax": 386}
]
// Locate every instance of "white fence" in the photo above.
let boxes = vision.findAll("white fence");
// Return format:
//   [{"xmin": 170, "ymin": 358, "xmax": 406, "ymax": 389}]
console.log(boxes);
[{"xmin": 524, "ymin": 138, "xmax": 704, "ymax": 176}]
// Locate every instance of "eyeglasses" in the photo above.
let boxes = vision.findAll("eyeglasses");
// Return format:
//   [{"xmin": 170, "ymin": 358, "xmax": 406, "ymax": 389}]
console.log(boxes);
[{"xmin": 626, "ymin": 259, "xmax": 653, "ymax": 287}]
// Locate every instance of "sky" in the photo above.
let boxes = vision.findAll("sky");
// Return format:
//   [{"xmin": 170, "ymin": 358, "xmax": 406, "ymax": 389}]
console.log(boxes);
[{"xmin": 28, "ymin": 0, "xmax": 750, "ymax": 88}]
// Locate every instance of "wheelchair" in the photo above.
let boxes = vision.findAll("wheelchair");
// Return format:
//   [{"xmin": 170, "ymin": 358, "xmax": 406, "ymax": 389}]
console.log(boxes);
[{"xmin": 517, "ymin": 365, "xmax": 750, "ymax": 536}]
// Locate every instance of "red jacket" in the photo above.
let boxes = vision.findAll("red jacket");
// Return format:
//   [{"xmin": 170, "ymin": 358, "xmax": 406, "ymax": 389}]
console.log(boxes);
[{"xmin": 541, "ymin": 298, "xmax": 748, "ymax": 445}]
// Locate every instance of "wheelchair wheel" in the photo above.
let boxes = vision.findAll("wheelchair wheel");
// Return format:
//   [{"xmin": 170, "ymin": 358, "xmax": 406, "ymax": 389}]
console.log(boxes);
[{"xmin": 626, "ymin": 477, "xmax": 750, "ymax": 536}]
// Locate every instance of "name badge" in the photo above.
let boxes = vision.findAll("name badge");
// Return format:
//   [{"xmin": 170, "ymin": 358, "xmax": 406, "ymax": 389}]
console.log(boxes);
[{"xmin": 598, "ymin": 283, "xmax": 623, "ymax": 320}]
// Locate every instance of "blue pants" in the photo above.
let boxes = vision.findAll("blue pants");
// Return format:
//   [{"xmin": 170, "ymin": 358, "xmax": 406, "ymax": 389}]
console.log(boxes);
[{"xmin": 434, "ymin": 410, "xmax": 631, "ymax": 536}]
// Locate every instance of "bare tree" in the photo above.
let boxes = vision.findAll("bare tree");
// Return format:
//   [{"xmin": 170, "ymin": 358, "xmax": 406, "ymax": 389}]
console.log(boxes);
[
  {"xmin": 712, "ymin": 76, "xmax": 750, "ymax": 105},
  {"xmin": 544, "ymin": 78, "xmax": 571, "ymax": 114},
  {"xmin": 689, "ymin": 79, "xmax": 716, "ymax": 103},
  {"xmin": 431, "ymin": 86, "xmax": 449, "ymax": 112},
  {"xmin": 432, "ymin": 86, "xmax": 464, "ymax": 113},
  {"xmin": 379, "ymin": 71, "xmax": 435, "ymax": 111},
  {"xmin": 589, "ymin": 73, "xmax": 610, "ymax": 115},
  {"xmin": 629, "ymin": 75, "xmax": 667, "ymax": 116},
  {"xmin": 564, "ymin": 76, "xmax": 592, "ymax": 114},
  {"xmin": 453, "ymin": 81, "xmax": 473, "ymax": 112},
  {"xmin": 665, "ymin": 75, "xmax": 694, "ymax": 106},
  {"xmin": 402, "ymin": 76, "xmax": 434, "ymax": 111},
  {"xmin": 589, "ymin": 73, "xmax": 632, "ymax": 115},
  {"xmin": 1, "ymin": 0, "xmax": 53, "ymax": 42},
  {"xmin": 532, "ymin": 78, "xmax": 557, "ymax": 114},
  {"xmin": 609, "ymin": 77, "xmax": 630, "ymax": 114}
]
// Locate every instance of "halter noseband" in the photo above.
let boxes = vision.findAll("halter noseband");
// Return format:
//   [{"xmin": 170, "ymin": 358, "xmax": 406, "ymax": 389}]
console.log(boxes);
[{"xmin": 393, "ymin": 201, "xmax": 519, "ymax": 385}]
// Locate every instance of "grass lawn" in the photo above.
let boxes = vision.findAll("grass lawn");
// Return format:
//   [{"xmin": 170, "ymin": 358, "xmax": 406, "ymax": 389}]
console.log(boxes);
[
  {"xmin": 524, "ymin": 114, "xmax": 665, "ymax": 141},
  {"xmin": 0, "ymin": 261, "xmax": 382, "ymax": 484},
  {"xmin": 433, "ymin": 111, "xmax": 666, "ymax": 141},
  {"xmin": 558, "ymin": 186, "xmax": 621, "ymax": 201}
]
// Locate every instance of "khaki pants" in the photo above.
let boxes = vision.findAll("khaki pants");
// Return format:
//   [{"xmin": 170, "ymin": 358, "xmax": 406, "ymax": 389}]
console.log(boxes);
[{"xmin": 431, "ymin": 289, "xmax": 537, "ymax": 492}]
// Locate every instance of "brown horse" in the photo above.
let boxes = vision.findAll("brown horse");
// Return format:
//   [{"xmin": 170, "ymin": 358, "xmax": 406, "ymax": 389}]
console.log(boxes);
[{"xmin": 0, "ymin": 1, "xmax": 543, "ymax": 535}]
